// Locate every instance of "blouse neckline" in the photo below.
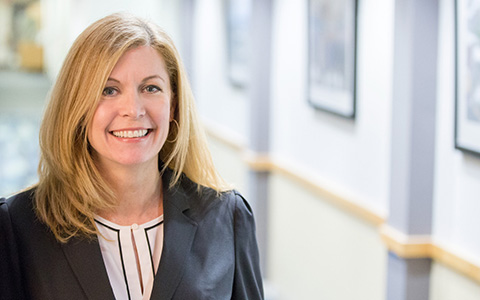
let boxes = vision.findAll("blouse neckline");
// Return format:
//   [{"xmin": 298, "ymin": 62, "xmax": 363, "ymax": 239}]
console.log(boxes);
[
  {"xmin": 95, "ymin": 214, "xmax": 164, "ymax": 231},
  {"xmin": 95, "ymin": 214, "xmax": 164, "ymax": 300}
]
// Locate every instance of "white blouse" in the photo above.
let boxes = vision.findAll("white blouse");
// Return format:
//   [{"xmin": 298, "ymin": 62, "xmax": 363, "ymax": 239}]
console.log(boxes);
[{"xmin": 95, "ymin": 215, "xmax": 164, "ymax": 300}]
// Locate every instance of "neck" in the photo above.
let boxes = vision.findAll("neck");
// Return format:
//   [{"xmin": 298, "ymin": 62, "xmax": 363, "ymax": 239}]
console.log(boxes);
[{"xmin": 96, "ymin": 159, "xmax": 164, "ymax": 225}]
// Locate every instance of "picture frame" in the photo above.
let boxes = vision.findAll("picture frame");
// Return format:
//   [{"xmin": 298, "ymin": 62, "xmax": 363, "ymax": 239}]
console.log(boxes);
[
  {"xmin": 455, "ymin": 0, "xmax": 480, "ymax": 156},
  {"xmin": 307, "ymin": 0, "xmax": 358, "ymax": 119},
  {"xmin": 225, "ymin": 0, "xmax": 252, "ymax": 88}
]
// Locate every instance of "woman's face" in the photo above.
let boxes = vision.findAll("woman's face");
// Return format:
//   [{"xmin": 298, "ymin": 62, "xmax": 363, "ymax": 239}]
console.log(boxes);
[{"xmin": 88, "ymin": 46, "xmax": 174, "ymax": 170}]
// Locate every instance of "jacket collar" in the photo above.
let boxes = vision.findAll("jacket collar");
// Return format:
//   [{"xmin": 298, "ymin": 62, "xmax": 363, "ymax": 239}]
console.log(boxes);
[{"xmin": 62, "ymin": 166, "xmax": 198, "ymax": 300}]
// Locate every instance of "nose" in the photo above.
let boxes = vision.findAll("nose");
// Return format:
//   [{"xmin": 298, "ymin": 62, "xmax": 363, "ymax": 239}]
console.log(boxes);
[{"xmin": 119, "ymin": 90, "xmax": 145, "ymax": 119}]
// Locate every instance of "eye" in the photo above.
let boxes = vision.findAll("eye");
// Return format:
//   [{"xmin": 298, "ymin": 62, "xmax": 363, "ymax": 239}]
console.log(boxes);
[
  {"xmin": 144, "ymin": 85, "xmax": 161, "ymax": 93},
  {"xmin": 102, "ymin": 87, "xmax": 118, "ymax": 96}
]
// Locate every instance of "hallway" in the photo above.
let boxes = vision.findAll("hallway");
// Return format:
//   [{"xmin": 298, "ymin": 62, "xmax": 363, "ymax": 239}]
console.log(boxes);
[{"xmin": 2, "ymin": 0, "xmax": 480, "ymax": 299}]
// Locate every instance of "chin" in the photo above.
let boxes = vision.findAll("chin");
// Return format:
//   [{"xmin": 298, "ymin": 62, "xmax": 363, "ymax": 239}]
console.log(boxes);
[{"xmin": 119, "ymin": 154, "xmax": 159, "ymax": 166}]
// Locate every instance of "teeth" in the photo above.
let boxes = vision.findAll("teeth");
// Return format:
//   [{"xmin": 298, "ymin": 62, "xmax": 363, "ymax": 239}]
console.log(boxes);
[{"xmin": 112, "ymin": 129, "xmax": 148, "ymax": 138}]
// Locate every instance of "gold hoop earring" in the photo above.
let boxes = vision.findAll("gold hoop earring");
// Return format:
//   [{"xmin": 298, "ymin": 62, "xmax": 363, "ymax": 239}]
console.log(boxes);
[{"xmin": 166, "ymin": 119, "xmax": 179, "ymax": 143}]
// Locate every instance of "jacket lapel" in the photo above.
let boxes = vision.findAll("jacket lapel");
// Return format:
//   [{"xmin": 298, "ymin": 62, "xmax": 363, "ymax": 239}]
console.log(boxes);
[
  {"xmin": 150, "ymin": 173, "xmax": 198, "ymax": 299},
  {"xmin": 62, "ymin": 165, "xmax": 198, "ymax": 300},
  {"xmin": 62, "ymin": 237, "xmax": 115, "ymax": 300}
]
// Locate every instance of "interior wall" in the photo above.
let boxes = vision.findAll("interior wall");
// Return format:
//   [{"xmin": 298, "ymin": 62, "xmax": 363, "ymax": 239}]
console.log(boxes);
[
  {"xmin": 434, "ymin": 0, "xmax": 480, "ymax": 266},
  {"xmin": 270, "ymin": 0, "xmax": 394, "ymax": 217},
  {"xmin": 268, "ymin": 173, "xmax": 387, "ymax": 300},
  {"xmin": 430, "ymin": 0, "xmax": 480, "ymax": 297},
  {"xmin": 266, "ymin": 1, "xmax": 393, "ymax": 298},
  {"xmin": 193, "ymin": 0, "xmax": 396, "ymax": 271},
  {"xmin": 430, "ymin": 262, "xmax": 480, "ymax": 300},
  {"xmin": 192, "ymin": 0, "xmax": 250, "ymax": 140}
]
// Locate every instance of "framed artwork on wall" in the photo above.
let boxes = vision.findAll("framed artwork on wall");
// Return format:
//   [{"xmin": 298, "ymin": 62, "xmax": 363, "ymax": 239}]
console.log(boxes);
[
  {"xmin": 455, "ymin": 0, "xmax": 480, "ymax": 156},
  {"xmin": 307, "ymin": 0, "xmax": 358, "ymax": 119},
  {"xmin": 225, "ymin": 0, "xmax": 252, "ymax": 88}
]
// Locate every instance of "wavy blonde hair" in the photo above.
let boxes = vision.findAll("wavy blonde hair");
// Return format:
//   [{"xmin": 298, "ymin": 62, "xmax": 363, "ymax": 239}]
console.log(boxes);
[{"xmin": 35, "ymin": 13, "xmax": 229, "ymax": 242}]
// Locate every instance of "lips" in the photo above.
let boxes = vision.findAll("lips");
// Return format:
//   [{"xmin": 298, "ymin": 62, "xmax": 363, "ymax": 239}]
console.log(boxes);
[{"xmin": 110, "ymin": 129, "xmax": 149, "ymax": 138}]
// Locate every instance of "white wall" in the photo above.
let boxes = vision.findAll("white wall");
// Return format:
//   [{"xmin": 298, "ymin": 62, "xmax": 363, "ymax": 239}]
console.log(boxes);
[
  {"xmin": 434, "ymin": 0, "xmax": 480, "ymax": 265},
  {"xmin": 423, "ymin": 0, "xmax": 480, "ymax": 297},
  {"xmin": 192, "ymin": 0, "xmax": 396, "ymax": 222},
  {"xmin": 430, "ymin": 262, "xmax": 480, "ymax": 300},
  {"xmin": 192, "ymin": 0, "xmax": 250, "ymax": 140},
  {"xmin": 268, "ymin": 173, "xmax": 387, "ymax": 300},
  {"xmin": 266, "ymin": 1, "xmax": 393, "ymax": 298},
  {"xmin": 270, "ymin": 0, "xmax": 394, "ymax": 217}
]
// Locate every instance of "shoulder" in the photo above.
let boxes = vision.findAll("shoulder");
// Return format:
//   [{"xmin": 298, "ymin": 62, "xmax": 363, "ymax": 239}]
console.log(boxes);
[
  {"xmin": 166, "ymin": 169, "xmax": 250, "ymax": 219},
  {"xmin": 1, "ymin": 187, "xmax": 36, "ymax": 212},
  {"xmin": 178, "ymin": 177, "xmax": 253, "ymax": 224},
  {"xmin": 192, "ymin": 188, "xmax": 248, "ymax": 220},
  {"xmin": 1, "ymin": 187, "xmax": 38, "ymax": 228},
  {"xmin": 0, "ymin": 191, "xmax": 33, "ymax": 300}
]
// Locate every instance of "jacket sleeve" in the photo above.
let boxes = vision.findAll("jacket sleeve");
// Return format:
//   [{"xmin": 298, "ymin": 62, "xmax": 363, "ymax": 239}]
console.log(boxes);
[
  {"xmin": 231, "ymin": 192, "xmax": 264, "ymax": 300},
  {"xmin": 0, "ymin": 198, "xmax": 25, "ymax": 300}
]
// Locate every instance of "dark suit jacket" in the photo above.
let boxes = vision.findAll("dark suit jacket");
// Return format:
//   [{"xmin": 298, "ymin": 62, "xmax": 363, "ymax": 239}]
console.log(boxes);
[{"xmin": 0, "ymin": 168, "xmax": 264, "ymax": 300}]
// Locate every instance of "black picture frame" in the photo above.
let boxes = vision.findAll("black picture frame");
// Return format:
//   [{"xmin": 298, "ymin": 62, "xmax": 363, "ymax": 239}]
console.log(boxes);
[
  {"xmin": 307, "ymin": 0, "xmax": 358, "ymax": 119},
  {"xmin": 225, "ymin": 0, "xmax": 251, "ymax": 89},
  {"xmin": 455, "ymin": 0, "xmax": 480, "ymax": 157}
]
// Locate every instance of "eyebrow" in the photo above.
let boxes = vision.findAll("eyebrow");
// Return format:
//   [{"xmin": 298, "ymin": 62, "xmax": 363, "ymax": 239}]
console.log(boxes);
[
  {"xmin": 106, "ymin": 75, "xmax": 166, "ymax": 84},
  {"xmin": 142, "ymin": 75, "xmax": 166, "ymax": 84}
]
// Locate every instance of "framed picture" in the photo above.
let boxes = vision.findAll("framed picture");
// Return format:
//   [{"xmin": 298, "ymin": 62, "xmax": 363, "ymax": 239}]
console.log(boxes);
[
  {"xmin": 455, "ymin": 0, "xmax": 480, "ymax": 156},
  {"xmin": 307, "ymin": 0, "xmax": 358, "ymax": 118},
  {"xmin": 225, "ymin": 0, "xmax": 252, "ymax": 88}
]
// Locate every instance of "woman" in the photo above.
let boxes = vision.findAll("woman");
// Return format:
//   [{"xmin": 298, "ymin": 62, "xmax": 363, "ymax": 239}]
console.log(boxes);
[{"xmin": 0, "ymin": 13, "xmax": 264, "ymax": 300}]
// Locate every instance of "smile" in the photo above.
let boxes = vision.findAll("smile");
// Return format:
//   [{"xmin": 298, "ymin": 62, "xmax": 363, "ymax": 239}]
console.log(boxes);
[{"xmin": 111, "ymin": 129, "xmax": 149, "ymax": 138}]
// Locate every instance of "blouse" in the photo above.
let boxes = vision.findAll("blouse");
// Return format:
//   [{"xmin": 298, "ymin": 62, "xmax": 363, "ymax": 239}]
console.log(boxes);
[{"xmin": 95, "ymin": 215, "xmax": 164, "ymax": 300}]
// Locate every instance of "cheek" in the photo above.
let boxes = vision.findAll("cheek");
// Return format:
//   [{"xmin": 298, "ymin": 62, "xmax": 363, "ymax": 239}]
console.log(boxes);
[
  {"xmin": 152, "ymin": 101, "xmax": 172, "ymax": 123},
  {"xmin": 88, "ymin": 106, "xmax": 108, "ymax": 142},
  {"xmin": 91, "ymin": 104, "xmax": 111, "ymax": 130}
]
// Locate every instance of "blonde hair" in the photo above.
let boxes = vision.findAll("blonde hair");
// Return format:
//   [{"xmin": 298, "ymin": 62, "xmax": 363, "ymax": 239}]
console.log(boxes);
[{"xmin": 35, "ymin": 13, "xmax": 229, "ymax": 242}]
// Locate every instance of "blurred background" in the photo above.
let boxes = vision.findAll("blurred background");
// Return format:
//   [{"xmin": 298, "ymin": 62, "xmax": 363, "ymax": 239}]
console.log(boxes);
[{"xmin": 1, "ymin": 0, "xmax": 480, "ymax": 299}]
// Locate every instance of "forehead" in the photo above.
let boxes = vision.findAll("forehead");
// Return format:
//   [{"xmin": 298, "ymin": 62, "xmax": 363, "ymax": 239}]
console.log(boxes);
[{"xmin": 109, "ymin": 46, "xmax": 169, "ymax": 81}]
